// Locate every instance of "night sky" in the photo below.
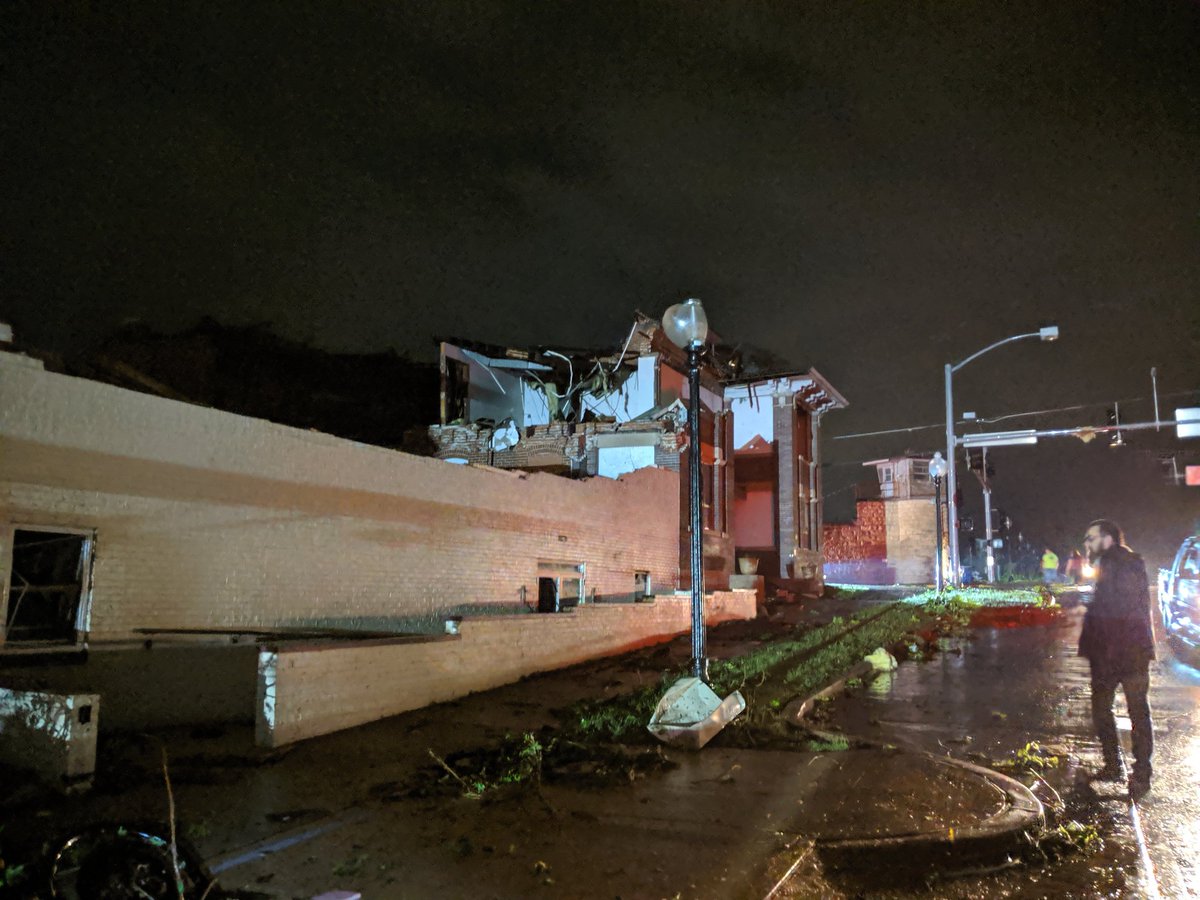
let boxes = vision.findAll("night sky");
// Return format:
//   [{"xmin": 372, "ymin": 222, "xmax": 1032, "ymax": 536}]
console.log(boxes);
[{"xmin": 4, "ymin": 1, "xmax": 1198, "ymax": 562}]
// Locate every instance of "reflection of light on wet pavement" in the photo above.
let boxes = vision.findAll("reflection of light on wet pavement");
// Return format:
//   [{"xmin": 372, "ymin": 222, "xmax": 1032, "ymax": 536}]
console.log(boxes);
[{"xmin": 1172, "ymin": 728, "xmax": 1200, "ymax": 896}]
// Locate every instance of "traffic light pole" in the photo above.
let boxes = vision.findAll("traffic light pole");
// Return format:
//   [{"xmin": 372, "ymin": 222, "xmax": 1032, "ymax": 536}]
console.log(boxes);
[
  {"xmin": 982, "ymin": 447, "xmax": 995, "ymax": 582},
  {"xmin": 944, "ymin": 363, "xmax": 960, "ymax": 587},
  {"xmin": 943, "ymin": 328, "xmax": 1058, "ymax": 588}
]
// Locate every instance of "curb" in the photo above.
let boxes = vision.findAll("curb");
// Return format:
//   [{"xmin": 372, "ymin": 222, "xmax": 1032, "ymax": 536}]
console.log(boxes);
[
  {"xmin": 813, "ymin": 754, "xmax": 1044, "ymax": 875},
  {"xmin": 780, "ymin": 654, "xmax": 1045, "ymax": 877}
]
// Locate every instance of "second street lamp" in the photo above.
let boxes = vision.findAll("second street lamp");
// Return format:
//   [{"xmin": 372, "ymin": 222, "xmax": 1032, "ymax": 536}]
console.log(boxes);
[{"xmin": 929, "ymin": 451, "xmax": 947, "ymax": 592}]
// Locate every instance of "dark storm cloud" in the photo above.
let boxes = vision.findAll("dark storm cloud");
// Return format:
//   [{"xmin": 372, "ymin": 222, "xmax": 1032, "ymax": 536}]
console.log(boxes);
[{"xmin": 3, "ymin": 1, "xmax": 1199, "ymax": 549}]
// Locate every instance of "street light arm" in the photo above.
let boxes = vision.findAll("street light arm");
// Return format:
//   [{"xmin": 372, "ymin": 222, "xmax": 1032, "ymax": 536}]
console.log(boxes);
[{"xmin": 951, "ymin": 332, "xmax": 1042, "ymax": 374}]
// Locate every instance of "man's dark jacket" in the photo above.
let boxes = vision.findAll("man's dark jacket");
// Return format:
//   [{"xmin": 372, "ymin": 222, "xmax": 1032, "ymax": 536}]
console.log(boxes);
[{"xmin": 1078, "ymin": 544, "xmax": 1155, "ymax": 672}]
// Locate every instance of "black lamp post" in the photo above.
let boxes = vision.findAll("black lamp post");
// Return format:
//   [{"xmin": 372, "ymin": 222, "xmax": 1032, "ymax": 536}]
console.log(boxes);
[
  {"xmin": 929, "ymin": 451, "xmax": 947, "ymax": 592},
  {"xmin": 663, "ymin": 298, "xmax": 709, "ymax": 680}
]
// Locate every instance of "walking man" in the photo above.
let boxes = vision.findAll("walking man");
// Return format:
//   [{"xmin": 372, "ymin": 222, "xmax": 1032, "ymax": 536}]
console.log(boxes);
[
  {"xmin": 1078, "ymin": 519, "xmax": 1155, "ymax": 797},
  {"xmin": 1041, "ymin": 547, "xmax": 1060, "ymax": 584}
]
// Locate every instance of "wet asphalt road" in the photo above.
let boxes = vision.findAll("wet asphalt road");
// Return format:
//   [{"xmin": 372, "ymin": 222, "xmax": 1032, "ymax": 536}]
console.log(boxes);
[{"xmin": 822, "ymin": 589, "xmax": 1200, "ymax": 898}]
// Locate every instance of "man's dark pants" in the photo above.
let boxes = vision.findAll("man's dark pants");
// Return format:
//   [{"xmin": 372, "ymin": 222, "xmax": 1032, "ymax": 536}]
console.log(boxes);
[{"xmin": 1091, "ymin": 663, "xmax": 1153, "ymax": 777}]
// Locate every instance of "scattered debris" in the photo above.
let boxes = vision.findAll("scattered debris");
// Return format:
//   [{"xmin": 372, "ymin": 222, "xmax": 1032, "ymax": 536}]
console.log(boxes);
[
  {"xmin": 646, "ymin": 677, "xmax": 746, "ymax": 750},
  {"xmin": 331, "ymin": 853, "xmax": 369, "ymax": 877},
  {"xmin": 806, "ymin": 737, "xmax": 850, "ymax": 753},
  {"xmin": 864, "ymin": 648, "xmax": 898, "ymax": 672}
]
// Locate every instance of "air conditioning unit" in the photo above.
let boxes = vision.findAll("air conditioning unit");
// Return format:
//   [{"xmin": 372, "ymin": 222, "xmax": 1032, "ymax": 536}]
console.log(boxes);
[{"xmin": 0, "ymin": 689, "xmax": 100, "ymax": 792}]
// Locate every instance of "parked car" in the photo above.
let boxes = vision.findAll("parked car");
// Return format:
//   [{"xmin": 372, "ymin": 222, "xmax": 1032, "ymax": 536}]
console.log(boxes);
[{"xmin": 1159, "ymin": 535, "xmax": 1200, "ymax": 648}]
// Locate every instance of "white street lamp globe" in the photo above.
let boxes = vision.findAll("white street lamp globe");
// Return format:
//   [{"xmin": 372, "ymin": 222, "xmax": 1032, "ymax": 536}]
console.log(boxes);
[
  {"xmin": 1039, "ymin": 325, "xmax": 1059, "ymax": 341},
  {"xmin": 929, "ymin": 451, "xmax": 947, "ymax": 479},
  {"xmin": 662, "ymin": 298, "xmax": 709, "ymax": 349}
]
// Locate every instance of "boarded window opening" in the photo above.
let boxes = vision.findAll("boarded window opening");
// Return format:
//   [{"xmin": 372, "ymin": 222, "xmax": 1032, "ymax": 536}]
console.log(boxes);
[{"xmin": 6, "ymin": 529, "xmax": 92, "ymax": 643}]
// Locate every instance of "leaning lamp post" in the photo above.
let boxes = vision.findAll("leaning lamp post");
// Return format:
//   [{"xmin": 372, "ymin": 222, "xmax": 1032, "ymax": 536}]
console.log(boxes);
[
  {"xmin": 662, "ymin": 297, "xmax": 709, "ymax": 679},
  {"xmin": 646, "ymin": 298, "xmax": 746, "ymax": 750},
  {"xmin": 944, "ymin": 325, "xmax": 1058, "ymax": 586},
  {"xmin": 929, "ymin": 451, "xmax": 947, "ymax": 592}
]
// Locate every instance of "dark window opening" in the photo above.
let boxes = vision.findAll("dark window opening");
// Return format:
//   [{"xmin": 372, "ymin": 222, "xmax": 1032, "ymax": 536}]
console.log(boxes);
[
  {"xmin": 536, "ymin": 561, "xmax": 584, "ymax": 613},
  {"xmin": 634, "ymin": 571, "xmax": 651, "ymax": 601},
  {"xmin": 443, "ymin": 359, "xmax": 469, "ymax": 424},
  {"xmin": 537, "ymin": 577, "xmax": 559, "ymax": 612},
  {"xmin": 6, "ymin": 529, "xmax": 91, "ymax": 643}
]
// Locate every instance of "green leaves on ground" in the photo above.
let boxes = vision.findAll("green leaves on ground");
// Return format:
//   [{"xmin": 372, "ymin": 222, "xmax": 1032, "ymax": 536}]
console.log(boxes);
[
  {"xmin": 993, "ymin": 741, "xmax": 1060, "ymax": 773},
  {"xmin": 806, "ymin": 736, "xmax": 850, "ymax": 752}
]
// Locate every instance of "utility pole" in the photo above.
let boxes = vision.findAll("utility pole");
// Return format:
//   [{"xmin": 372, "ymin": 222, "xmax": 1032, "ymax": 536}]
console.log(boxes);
[
  {"xmin": 982, "ymin": 447, "xmax": 996, "ymax": 582},
  {"xmin": 944, "ymin": 363, "xmax": 959, "ymax": 585}
]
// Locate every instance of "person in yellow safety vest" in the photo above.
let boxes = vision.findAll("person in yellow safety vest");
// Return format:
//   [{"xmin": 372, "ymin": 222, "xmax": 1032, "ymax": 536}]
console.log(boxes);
[{"xmin": 1041, "ymin": 548, "xmax": 1060, "ymax": 584}]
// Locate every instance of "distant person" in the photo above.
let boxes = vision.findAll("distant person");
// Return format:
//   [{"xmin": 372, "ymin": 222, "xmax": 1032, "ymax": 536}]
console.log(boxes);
[
  {"xmin": 1065, "ymin": 550, "xmax": 1084, "ymax": 585},
  {"xmin": 1041, "ymin": 547, "xmax": 1059, "ymax": 584},
  {"xmin": 1078, "ymin": 519, "xmax": 1155, "ymax": 797}
]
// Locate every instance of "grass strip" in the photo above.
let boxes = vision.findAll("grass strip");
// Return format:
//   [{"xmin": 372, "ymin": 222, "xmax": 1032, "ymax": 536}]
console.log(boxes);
[
  {"xmin": 570, "ymin": 587, "xmax": 1044, "ymax": 743},
  {"xmin": 779, "ymin": 603, "xmax": 924, "ymax": 698},
  {"xmin": 571, "ymin": 604, "xmax": 900, "ymax": 741}
]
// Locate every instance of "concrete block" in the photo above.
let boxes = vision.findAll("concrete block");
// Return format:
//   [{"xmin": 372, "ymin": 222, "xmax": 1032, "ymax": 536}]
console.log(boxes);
[{"xmin": 0, "ymin": 688, "xmax": 99, "ymax": 791}]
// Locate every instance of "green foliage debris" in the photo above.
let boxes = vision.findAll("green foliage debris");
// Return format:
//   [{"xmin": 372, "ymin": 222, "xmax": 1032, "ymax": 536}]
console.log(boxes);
[
  {"xmin": 1053, "ymin": 820, "xmax": 1102, "ymax": 853},
  {"xmin": 993, "ymin": 741, "xmax": 1059, "ymax": 773},
  {"xmin": 333, "ymin": 853, "xmax": 369, "ymax": 877},
  {"xmin": 806, "ymin": 736, "xmax": 850, "ymax": 752}
]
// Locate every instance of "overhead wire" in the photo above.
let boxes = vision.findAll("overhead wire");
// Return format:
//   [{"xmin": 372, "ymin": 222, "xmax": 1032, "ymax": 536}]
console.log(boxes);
[{"xmin": 832, "ymin": 389, "xmax": 1198, "ymax": 441}]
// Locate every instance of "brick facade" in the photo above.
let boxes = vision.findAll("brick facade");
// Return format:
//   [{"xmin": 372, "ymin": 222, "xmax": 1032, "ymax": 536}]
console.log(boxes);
[
  {"xmin": 260, "ymin": 590, "xmax": 755, "ymax": 746},
  {"xmin": 884, "ymin": 498, "xmax": 939, "ymax": 584},
  {"xmin": 822, "ymin": 500, "xmax": 888, "ymax": 562},
  {"xmin": 822, "ymin": 500, "xmax": 894, "ymax": 585},
  {"xmin": 0, "ymin": 353, "xmax": 684, "ymax": 642},
  {"xmin": 822, "ymin": 497, "xmax": 939, "ymax": 585}
]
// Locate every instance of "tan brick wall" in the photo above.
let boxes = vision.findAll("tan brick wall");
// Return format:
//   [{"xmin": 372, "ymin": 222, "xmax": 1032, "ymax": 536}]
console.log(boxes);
[
  {"xmin": 259, "ymin": 590, "xmax": 756, "ymax": 746},
  {"xmin": 884, "ymin": 498, "xmax": 937, "ymax": 584},
  {"xmin": 0, "ymin": 353, "xmax": 682, "ymax": 642}
]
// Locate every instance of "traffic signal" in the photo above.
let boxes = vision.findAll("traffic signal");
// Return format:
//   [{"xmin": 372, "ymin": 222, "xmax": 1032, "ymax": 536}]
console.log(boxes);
[
  {"xmin": 1107, "ymin": 405, "xmax": 1126, "ymax": 448},
  {"xmin": 967, "ymin": 448, "xmax": 984, "ymax": 471}
]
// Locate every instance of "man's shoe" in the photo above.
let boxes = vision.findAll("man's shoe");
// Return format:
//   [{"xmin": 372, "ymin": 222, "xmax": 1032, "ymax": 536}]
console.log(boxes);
[
  {"xmin": 1090, "ymin": 762, "xmax": 1126, "ymax": 783},
  {"xmin": 1129, "ymin": 771, "xmax": 1152, "ymax": 799}
]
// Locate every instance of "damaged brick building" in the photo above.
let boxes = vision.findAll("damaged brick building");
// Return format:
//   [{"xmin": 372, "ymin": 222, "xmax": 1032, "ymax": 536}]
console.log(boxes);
[{"xmin": 428, "ymin": 315, "xmax": 847, "ymax": 597}]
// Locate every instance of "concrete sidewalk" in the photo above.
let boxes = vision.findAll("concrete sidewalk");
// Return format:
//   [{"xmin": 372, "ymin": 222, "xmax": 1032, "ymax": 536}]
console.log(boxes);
[{"xmin": 4, "ymin": 600, "xmax": 1044, "ymax": 898}]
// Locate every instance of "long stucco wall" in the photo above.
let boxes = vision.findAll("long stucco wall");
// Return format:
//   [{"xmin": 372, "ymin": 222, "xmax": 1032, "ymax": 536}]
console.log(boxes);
[
  {"xmin": 0, "ymin": 352, "xmax": 683, "ymax": 641},
  {"xmin": 258, "ymin": 591, "xmax": 756, "ymax": 747}
]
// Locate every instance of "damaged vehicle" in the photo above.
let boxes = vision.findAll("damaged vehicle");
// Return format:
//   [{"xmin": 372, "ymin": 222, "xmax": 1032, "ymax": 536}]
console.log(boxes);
[{"xmin": 1159, "ymin": 535, "xmax": 1200, "ymax": 651}]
